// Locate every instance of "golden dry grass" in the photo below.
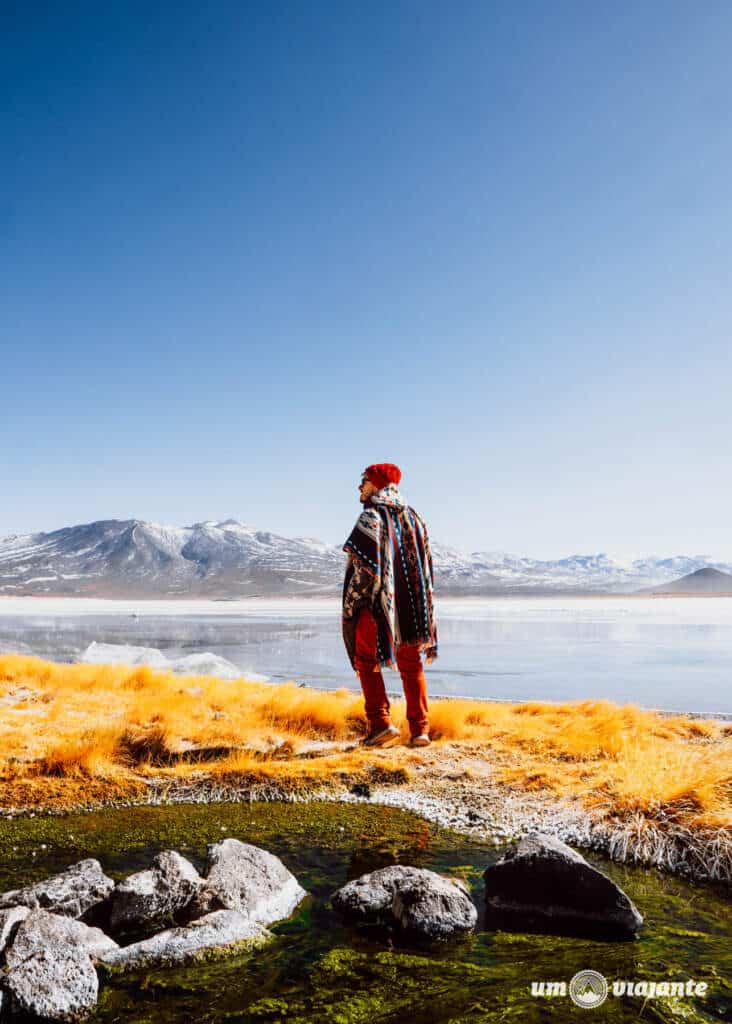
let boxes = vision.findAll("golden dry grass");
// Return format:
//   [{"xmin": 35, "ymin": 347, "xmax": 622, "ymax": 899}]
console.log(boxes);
[{"xmin": 0, "ymin": 654, "xmax": 730, "ymax": 834}]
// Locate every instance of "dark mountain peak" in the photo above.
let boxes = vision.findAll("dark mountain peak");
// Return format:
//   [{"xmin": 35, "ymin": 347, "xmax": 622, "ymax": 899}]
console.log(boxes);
[
  {"xmin": 644, "ymin": 567, "xmax": 732, "ymax": 595},
  {"xmin": 46, "ymin": 518, "xmax": 139, "ymax": 539}
]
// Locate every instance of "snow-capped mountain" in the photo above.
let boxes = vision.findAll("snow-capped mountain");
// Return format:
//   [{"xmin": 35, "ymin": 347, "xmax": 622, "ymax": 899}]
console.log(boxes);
[
  {"xmin": 0, "ymin": 519, "xmax": 730, "ymax": 597},
  {"xmin": 0, "ymin": 520, "xmax": 344, "ymax": 597},
  {"xmin": 430, "ymin": 547, "xmax": 732, "ymax": 593}
]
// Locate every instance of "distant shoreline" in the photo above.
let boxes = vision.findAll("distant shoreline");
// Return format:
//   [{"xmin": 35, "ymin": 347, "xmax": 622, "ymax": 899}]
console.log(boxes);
[{"xmin": 4, "ymin": 591, "xmax": 732, "ymax": 609}]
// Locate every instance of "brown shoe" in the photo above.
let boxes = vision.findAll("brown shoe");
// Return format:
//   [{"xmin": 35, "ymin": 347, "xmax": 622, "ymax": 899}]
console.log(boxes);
[{"xmin": 363, "ymin": 724, "xmax": 401, "ymax": 748}]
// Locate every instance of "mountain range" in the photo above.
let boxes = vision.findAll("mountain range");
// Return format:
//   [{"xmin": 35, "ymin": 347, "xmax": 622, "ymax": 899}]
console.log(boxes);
[{"xmin": 1, "ymin": 518, "xmax": 731, "ymax": 598}]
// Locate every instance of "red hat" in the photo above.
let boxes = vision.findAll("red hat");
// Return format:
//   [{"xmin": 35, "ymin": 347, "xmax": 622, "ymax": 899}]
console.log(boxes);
[{"xmin": 363, "ymin": 463, "xmax": 402, "ymax": 490}]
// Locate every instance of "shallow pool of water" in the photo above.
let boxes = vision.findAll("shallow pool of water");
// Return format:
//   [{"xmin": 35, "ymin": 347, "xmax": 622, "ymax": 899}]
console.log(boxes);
[{"xmin": 0, "ymin": 801, "xmax": 729, "ymax": 1022}]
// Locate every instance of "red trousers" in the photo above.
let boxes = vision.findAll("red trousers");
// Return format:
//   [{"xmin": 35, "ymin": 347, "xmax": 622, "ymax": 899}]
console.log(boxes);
[{"xmin": 353, "ymin": 608, "xmax": 429, "ymax": 738}]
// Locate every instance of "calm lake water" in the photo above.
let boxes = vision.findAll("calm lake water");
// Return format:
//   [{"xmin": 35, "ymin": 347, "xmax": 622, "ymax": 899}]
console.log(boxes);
[{"xmin": 0, "ymin": 596, "xmax": 731, "ymax": 714}]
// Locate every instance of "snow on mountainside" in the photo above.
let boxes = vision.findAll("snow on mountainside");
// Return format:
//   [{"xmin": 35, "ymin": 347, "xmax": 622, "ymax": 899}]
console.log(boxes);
[
  {"xmin": 0, "ymin": 518, "xmax": 730, "ymax": 598},
  {"xmin": 0, "ymin": 520, "xmax": 345, "ymax": 598}
]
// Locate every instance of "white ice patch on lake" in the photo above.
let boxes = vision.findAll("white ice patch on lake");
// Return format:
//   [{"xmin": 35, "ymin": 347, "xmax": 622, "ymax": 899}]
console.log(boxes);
[{"xmin": 78, "ymin": 642, "xmax": 268, "ymax": 682}]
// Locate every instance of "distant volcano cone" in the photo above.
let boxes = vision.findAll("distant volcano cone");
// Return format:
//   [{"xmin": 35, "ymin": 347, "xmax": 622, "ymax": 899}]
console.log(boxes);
[{"xmin": 646, "ymin": 567, "xmax": 732, "ymax": 595}]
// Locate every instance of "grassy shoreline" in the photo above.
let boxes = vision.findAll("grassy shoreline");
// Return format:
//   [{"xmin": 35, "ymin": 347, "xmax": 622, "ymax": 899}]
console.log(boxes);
[
  {"xmin": 0, "ymin": 654, "xmax": 730, "ymax": 885},
  {"xmin": 295, "ymin": 681, "xmax": 732, "ymax": 723}
]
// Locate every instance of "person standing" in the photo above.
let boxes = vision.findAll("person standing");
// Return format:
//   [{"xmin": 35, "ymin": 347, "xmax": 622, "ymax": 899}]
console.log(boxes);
[{"xmin": 342, "ymin": 463, "xmax": 438, "ymax": 748}]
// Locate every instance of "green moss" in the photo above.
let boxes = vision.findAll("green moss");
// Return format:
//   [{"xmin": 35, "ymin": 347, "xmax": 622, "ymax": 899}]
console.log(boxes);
[
  {"xmin": 245, "ymin": 947, "xmax": 724, "ymax": 1024},
  {"xmin": 245, "ymin": 948, "xmax": 523, "ymax": 1023},
  {"xmin": 0, "ymin": 801, "xmax": 451, "ymax": 889}
]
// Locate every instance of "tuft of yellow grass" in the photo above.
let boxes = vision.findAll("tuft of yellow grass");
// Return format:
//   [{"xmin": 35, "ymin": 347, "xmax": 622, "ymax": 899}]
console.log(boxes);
[{"xmin": 0, "ymin": 654, "xmax": 729, "ymax": 834}]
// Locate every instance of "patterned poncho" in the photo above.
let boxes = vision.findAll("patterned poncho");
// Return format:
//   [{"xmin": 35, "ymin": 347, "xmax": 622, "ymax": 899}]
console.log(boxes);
[{"xmin": 342, "ymin": 483, "xmax": 438, "ymax": 669}]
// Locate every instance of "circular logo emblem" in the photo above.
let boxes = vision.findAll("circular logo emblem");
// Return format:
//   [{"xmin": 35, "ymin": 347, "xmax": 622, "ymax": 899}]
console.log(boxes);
[{"xmin": 569, "ymin": 970, "xmax": 609, "ymax": 1008}]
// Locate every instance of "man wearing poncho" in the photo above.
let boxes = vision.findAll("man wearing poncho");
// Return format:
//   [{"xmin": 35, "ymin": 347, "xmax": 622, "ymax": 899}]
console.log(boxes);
[{"xmin": 342, "ymin": 463, "xmax": 438, "ymax": 749}]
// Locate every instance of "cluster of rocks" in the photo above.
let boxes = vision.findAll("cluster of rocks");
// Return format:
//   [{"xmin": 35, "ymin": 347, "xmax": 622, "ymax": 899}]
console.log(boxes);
[
  {"xmin": 0, "ymin": 838, "xmax": 306, "ymax": 1022},
  {"xmin": 332, "ymin": 833, "xmax": 643, "ymax": 943},
  {"xmin": 0, "ymin": 832, "xmax": 643, "ymax": 1021}
]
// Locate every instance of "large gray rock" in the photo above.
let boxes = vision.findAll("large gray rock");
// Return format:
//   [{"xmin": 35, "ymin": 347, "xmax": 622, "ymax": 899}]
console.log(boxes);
[
  {"xmin": 0, "ymin": 858, "xmax": 114, "ymax": 919},
  {"xmin": 98, "ymin": 909, "xmax": 270, "ymax": 970},
  {"xmin": 392, "ymin": 873, "xmax": 478, "ymax": 940},
  {"xmin": 109, "ymin": 850, "xmax": 203, "ymax": 930},
  {"xmin": 188, "ymin": 839, "xmax": 306, "ymax": 925},
  {"xmin": 483, "ymin": 832, "xmax": 644, "ymax": 939},
  {"xmin": 0, "ymin": 905, "xmax": 29, "ymax": 958},
  {"xmin": 6, "ymin": 946, "xmax": 99, "ymax": 1022},
  {"xmin": 332, "ymin": 865, "xmax": 477, "ymax": 941},
  {"xmin": 5, "ymin": 908, "xmax": 118, "ymax": 968}
]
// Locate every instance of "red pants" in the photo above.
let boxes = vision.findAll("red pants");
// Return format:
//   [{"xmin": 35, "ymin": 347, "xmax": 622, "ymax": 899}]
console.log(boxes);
[{"xmin": 353, "ymin": 608, "xmax": 429, "ymax": 738}]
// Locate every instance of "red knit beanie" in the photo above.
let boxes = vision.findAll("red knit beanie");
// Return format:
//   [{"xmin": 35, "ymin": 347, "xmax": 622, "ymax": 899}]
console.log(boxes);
[{"xmin": 363, "ymin": 463, "xmax": 402, "ymax": 490}]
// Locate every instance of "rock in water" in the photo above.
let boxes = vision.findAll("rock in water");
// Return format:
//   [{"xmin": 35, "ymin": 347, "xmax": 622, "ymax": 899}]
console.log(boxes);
[
  {"xmin": 482, "ymin": 832, "xmax": 643, "ymax": 939},
  {"xmin": 6, "ymin": 946, "xmax": 99, "ymax": 1022},
  {"xmin": 393, "ymin": 874, "xmax": 478, "ymax": 940},
  {"xmin": 108, "ymin": 850, "xmax": 203, "ymax": 930},
  {"xmin": 0, "ymin": 858, "xmax": 114, "ymax": 919},
  {"xmin": 188, "ymin": 838, "xmax": 306, "ymax": 925},
  {"xmin": 332, "ymin": 865, "xmax": 477, "ymax": 941},
  {"xmin": 4, "ymin": 908, "xmax": 118, "ymax": 968},
  {"xmin": 97, "ymin": 909, "xmax": 270, "ymax": 970}
]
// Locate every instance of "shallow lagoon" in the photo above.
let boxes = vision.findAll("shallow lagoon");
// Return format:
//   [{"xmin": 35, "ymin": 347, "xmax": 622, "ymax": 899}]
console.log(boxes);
[{"xmin": 0, "ymin": 801, "xmax": 730, "ymax": 1022}]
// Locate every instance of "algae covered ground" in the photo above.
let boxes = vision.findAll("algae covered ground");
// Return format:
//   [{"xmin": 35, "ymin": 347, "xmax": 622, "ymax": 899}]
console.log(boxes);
[{"xmin": 0, "ymin": 800, "xmax": 729, "ymax": 1023}]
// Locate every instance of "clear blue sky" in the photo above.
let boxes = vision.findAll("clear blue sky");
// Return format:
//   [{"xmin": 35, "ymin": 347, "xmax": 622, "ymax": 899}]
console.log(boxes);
[{"xmin": 2, "ymin": 2, "xmax": 731, "ymax": 558}]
